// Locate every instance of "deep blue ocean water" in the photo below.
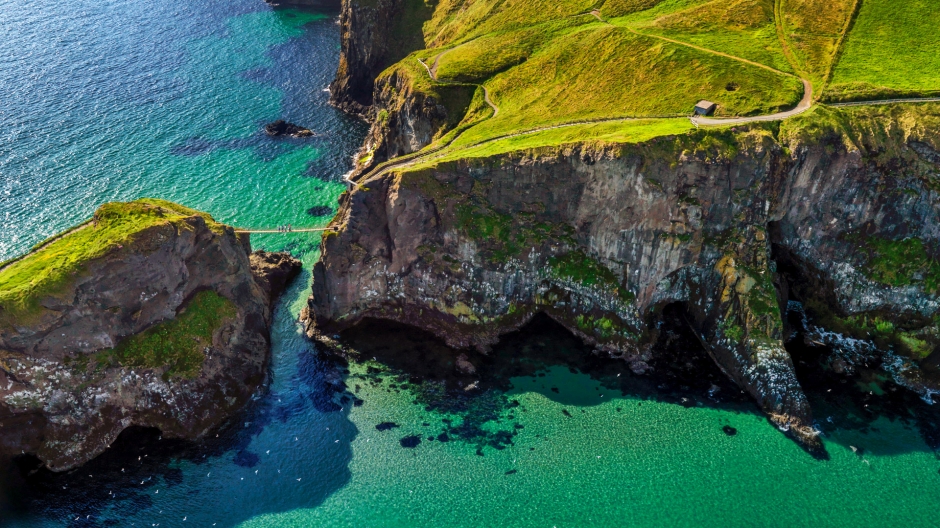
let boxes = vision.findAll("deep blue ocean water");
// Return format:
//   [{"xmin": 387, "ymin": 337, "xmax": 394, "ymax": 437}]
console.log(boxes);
[{"xmin": 2, "ymin": 1, "xmax": 940, "ymax": 527}]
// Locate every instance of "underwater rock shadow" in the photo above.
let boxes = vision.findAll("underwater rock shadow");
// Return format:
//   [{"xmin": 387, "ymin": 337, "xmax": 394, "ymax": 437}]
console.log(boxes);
[
  {"xmin": 341, "ymin": 312, "xmax": 756, "ymax": 409},
  {"xmin": 169, "ymin": 128, "xmax": 322, "ymax": 162},
  {"xmin": 340, "ymin": 308, "xmax": 940, "ymax": 458},
  {"xmin": 173, "ymin": 10, "xmax": 367, "ymax": 183},
  {"xmin": 337, "ymin": 312, "xmax": 762, "ymax": 453}
]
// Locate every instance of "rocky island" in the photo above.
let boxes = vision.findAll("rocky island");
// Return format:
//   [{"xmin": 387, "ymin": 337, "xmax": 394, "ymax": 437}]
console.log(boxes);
[
  {"xmin": 302, "ymin": 0, "xmax": 940, "ymax": 452},
  {"xmin": 0, "ymin": 199, "xmax": 300, "ymax": 471}
]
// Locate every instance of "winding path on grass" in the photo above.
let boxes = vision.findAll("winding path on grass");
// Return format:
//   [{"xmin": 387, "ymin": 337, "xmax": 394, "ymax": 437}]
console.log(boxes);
[
  {"xmin": 418, "ymin": 57, "xmax": 499, "ymax": 116},
  {"xmin": 692, "ymin": 79, "xmax": 814, "ymax": 126},
  {"xmin": 351, "ymin": 13, "xmax": 940, "ymax": 186},
  {"xmin": 586, "ymin": 10, "xmax": 817, "ymax": 126}
]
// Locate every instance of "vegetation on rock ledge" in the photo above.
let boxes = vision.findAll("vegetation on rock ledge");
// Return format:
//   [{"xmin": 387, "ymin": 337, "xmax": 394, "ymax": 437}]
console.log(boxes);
[
  {"xmin": 548, "ymin": 251, "xmax": 634, "ymax": 304},
  {"xmin": 860, "ymin": 236, "xmax": 940, "ymax": 294},
  {"xmin": 96, "ymin": 290, "xmax": 237, "ymax": 379}
]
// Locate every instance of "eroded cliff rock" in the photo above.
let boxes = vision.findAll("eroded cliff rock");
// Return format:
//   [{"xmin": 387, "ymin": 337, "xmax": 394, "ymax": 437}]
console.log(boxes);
[
  {"xmin": 303, "ymin": 107, "xmax": 940, "ymax": 450},
  {"xmin": 354, "ymin": 69, "xmax": 468, "ymax": 175},
  {"xmin": 330, "ymin": 0, "xmax": 429, "ymax": 116},
  {"xmin": 0, "ymin": 200, "xmax": 300, "ymax": 471}
]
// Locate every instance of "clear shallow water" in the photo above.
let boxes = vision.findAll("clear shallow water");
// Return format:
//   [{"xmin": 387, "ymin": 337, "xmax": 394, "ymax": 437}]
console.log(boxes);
[
  {"xmin": 1, "ymin": 0, "xmax": 940, "ymax": 526},
  {"xmin": 0, "ymin": 0, "xmax": 365, "ymax": 260}
]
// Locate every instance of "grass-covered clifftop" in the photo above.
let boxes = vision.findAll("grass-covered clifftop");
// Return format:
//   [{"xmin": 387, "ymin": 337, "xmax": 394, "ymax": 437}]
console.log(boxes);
[
  {"xmin": 827, "ymin": 0, "xmax": 940, "ymax": 102},
  {"xmin": 358, "ymin": 0, "xmax": 939, "ymax": 166},
  {"xmin": 0, "ymin": 198, "xmax": 226, "ymax": 325}
]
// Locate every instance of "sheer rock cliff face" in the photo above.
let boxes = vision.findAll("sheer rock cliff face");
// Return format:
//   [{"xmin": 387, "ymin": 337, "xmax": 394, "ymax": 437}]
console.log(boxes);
[
  {"xmin": 355, "ymin": 70, "xmax": 452, "ymax": 175},
  {"xmin": 0, "ymin": 219, "xmax": 300, "ymax": 471},
  {"xmin": 330, "ymin": 0, "xmax": 420, "ymax": 117},
  {"xmin": 303, "ymin": 128, "xmax": 940, "ymax": 450},
  {"xmin": 331, "ymin": 0, "xmax": 460, "ymax": 177}
]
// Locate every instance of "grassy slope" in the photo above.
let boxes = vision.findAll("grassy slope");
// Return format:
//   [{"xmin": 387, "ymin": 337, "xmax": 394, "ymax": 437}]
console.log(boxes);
[
  {"xmin": 627, "ymin": 0, "xmax": 796, "ymax": 75},
  {"xmin": 408, "ymin": 118, "xmax": 694, "ymax": 166},
  {"xmin": 423, "ymin": 0, "xmax": 597, "ymax": 47},
  {"xmin": 378, "ymin": 0, "xmax": 808, "ymax": 161},
  {"xmin": 601, "ymin": 0, "xmax": 666, "ymax": 18},
  {"xmin": 827, "ymin": 0, "xmax": 940, "ymax": 102},
  {"xmin": 433, "ymin": 18, "xmax": 587, "ymax": 83},
  {"xmin": 97, "ymin": 290, "xmax": 237, "ymax": 378},
  {"xmin": 778, "ymin": 0, "xmax": 856, "ymax": 89},
  {"xmin": 0, "ymin": 199, "xmax": 224, "ymax": 325},
  {"xmin": 374, "ymin": 0, "xmax": 937, "ymax": 162},
  {"xmin": 780, "ymin": 102, "xmax": 940, "ymax": 154},
  {"xmin": 451, "ymin": 24, "xmax": 800, "ymax": 144}
]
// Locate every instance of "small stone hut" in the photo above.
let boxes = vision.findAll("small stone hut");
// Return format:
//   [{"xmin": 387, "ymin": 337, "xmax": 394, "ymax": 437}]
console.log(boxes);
[{"xmin": 694, "ymin": 100, "xmax": 717, "ymax": 116}]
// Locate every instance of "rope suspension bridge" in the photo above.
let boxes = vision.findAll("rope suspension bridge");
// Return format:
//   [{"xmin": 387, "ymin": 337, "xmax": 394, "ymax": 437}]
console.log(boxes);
[{"xmin": 234, "ymin": 228, "xmax": 328, "ymax": 234}]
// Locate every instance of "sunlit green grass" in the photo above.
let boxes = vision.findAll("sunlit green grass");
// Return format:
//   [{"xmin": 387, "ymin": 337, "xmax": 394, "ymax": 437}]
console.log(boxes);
[
  {"xmin": 0, "ymin": 199, "xmax": 223, "ymax": 326},
  {"xmin": 625, "ymin": 0, "xmax": 795, "ymax": 75},
  {"xmin": 437, "ymin": 24, "xmax": 800, "ymax": 150},
  {"xmin": 97, "ymin": 289, "xmax": 237, "ymax": 378},
  {"xmin": 405, "ymin": 118, "xmax": 693, "ymax": 167},
  {"xmin": 827, "ymin": 0, "xmax": 940, "ymax": 102},
  {"xmin": 433, "ymin": 18, "xmax": 586, "ymax": 83},
  {"xmin": 601, "ymin": 0, "xmax": 668, "ymax": 18},
  {"xmin": 778, "ymin": 0, "xmax": 856, "ymax": 89},
  {"xmin": 424, "ymin": 0, "xmax": 596, "ymax": 47},
  {"xmin": 376, "ymin": 0, "xmax": 937, "ymax": 164},
  {"xmin": 377, "ymin": 0, "xmax": 805, "ymax": 161}
]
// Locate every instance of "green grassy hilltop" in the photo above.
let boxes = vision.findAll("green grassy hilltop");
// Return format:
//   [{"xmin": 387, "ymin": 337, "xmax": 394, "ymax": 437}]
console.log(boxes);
[{"xmin": 366, "ymin": 0, "xmax": 940, "ymax": 164}]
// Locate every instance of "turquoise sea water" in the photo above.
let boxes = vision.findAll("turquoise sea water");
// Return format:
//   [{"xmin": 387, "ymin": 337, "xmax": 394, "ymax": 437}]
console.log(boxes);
[{"xmin": 2, "ymin": 0, "xmax": 940, "ymax": 526}]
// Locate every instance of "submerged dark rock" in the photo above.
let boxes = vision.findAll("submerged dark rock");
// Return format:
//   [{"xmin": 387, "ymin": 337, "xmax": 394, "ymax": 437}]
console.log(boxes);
[
  {"xmin": 264, "ymin": 119, "xmax": 314, "ymax": 138},
  {"xmin": 399, "ymin": 435, "xmax": 421, "ymax": 448},
  {"xmin": 306, "ymin": 206, "xmax": 334, "ymax": 217},
  {"xmin": 375, "ymin": 422, "xmax": 399, "ymax": 431},
  {"xmin": 722, "ymin": 426, "xmax": 738, "ymax": 436}
]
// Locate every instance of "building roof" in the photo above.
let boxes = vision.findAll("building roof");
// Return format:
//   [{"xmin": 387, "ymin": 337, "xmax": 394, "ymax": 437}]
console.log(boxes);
[{"xmin": 695, "ymin": 100, "xmax": 717, "ymax": 110}]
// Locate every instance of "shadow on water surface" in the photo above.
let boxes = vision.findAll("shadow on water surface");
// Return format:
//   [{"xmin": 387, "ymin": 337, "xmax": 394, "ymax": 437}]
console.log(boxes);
[
  {"xmin": 1, "ymin": 1, "xmax": 366, "ymax": 525},
  {"xmin": 786, "ymin": 310, "xmax": 940, "ymax": 457},
  {"xmin": 341, "ymin": 306, "xmax": 940, "ymax": 459},
  {"xmin": 0, "ymin": 350, "xmax": 358, "ymax": 528},
  {"xmin": 338, "ymin": 309, "xmax": 758, "ymax": 454}
]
